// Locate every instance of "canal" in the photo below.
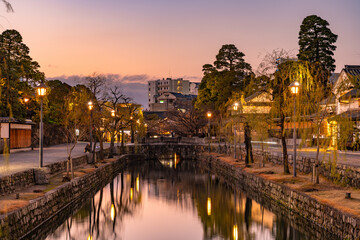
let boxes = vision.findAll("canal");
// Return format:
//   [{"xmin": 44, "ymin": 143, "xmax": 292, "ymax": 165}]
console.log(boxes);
[{"xmin": 36, "ymin": 155, "xmax": 337, "ymax": 240}]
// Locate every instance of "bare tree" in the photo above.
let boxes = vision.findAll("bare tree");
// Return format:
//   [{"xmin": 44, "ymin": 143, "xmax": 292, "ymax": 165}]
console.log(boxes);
[
  {"xmin": 62, "ymin": 87, "xmax": 89, "ymax": 180},
  {"xmin": 2, "ymin": 0, "xmax": 13, "ymax": 12}
]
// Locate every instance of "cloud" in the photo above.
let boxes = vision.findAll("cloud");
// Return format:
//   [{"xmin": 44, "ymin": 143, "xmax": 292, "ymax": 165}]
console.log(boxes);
[
  {"xmin": 47, "ymin": 73, "xmax": 202, "ymax": 109},
  {"xmin": 47, "ymin": 73, "xmax": 152, "ymax": 108}
]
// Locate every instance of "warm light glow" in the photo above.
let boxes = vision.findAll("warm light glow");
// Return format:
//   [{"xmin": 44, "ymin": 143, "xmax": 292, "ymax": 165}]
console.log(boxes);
[
  {"xmin": 174, "ymin": 153, "xmax": 177, "ymax": 169},
  {"xmin": 233, "ymin": 102, "xmax": 239, "ymax": 111},
  {"xmin": 290, "ymin": 81, "xmax": 300, "ymax": 95},
  {"xmin": 111, "ymin": 110, "xmax": 115, "ymax": 117},
  {"xmin": 111, "ymin": 204, "xmax": 115, "ymax": 221},
  {"xmin": 37, "ymin": 83, "xmax": 47, "ymax": 97},
  {"xmin": 137, "ymin": 119, "xmax": 140, "ymax": 124},
  {"xmin": 23, "ymin": 97, "xmax": 30, "ymax": 103},
  {"xmin": 87, "ymin": 234, "xmax": 93, "ymax": 240},
  {"xmin": 136, "ymin": 176, "xmax": 140, "ymax": 192},
  {"xmin": 88, "ymin": 101, "xmax": 93, "ymax": 110},
  {"xmin": 233, "ymin": 224, "xmax": 238, "ymax": 240},
  {"xmin": 207, "ymin": 112, "xmax": 212, "ymax": 118},
  {"xmin": 207, "ymin": 197, "xmax": 211, "ymax": 216},
  {"xmin": 130, "ymin": 187, "xmax": 134, "ymax": 201}
]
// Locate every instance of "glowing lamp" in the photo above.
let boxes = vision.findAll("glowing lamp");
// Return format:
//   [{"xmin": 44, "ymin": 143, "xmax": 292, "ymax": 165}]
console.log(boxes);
[
  {"xmin": 88, "ymin": 101, "xmax": 93, "ymax": 111},
  {"xmin": 233, "ymin": 102, "xmax": 239, "ymax": 111},
  {"xmin": 289, "ymin": 80, "xmax": 300, "ymax": 95},
  {"xmin": 207, "ymin": 112, "xmax": 212, "ymax": 118},
  {"xmin": 37, "ymin": 82, "xmax": 47, "ymax": 97},
  {"xmin": 111, "ymin": 109, "xmax": 115, "ymax": 117}
]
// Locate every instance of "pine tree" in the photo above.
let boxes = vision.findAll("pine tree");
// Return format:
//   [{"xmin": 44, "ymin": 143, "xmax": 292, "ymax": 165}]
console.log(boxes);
[{"xmin": 297, "ymin": 15, "xmax": 338, "ymax": 73}]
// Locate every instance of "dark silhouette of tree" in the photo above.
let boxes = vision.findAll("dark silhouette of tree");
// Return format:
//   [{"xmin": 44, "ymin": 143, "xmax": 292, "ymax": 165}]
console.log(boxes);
[{"xmin": 298, "ymin": 15, "xmax": 338, "ymax": 73}]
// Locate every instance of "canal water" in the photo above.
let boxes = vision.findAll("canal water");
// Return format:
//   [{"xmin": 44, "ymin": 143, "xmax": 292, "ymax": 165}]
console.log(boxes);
[{"xmin": 42, "ymin": 156, "xmax": 336, "ymax": 240}]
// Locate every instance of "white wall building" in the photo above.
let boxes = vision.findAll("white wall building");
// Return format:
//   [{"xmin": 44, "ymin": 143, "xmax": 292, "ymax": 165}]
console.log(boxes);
[{"xmin": 148, "ymin": 78, "xmax": 199, "ymax": 106}]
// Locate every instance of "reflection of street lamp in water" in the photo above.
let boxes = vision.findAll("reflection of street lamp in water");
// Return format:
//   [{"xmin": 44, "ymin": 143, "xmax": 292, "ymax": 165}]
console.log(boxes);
[
  {"xmin": 233, "ymin": 224, "xmax": 238, "ymax": 240},
  {"xmin": 207, "ymin": 197, "xmax": 211, "ymax": 216},
  {"xmin": 111, "ymin": 204, "xmax": 115, "ymax": 221}
]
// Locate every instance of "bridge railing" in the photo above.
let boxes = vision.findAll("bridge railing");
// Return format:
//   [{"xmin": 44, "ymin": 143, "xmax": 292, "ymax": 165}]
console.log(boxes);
[{"xmin": 143, "ymin": 137, "xmax": 205, "ymax": 144}]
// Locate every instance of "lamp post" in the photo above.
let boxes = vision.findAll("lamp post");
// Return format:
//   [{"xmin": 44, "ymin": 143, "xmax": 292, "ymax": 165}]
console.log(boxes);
[
  {"xmin": 207, "ymin": 112, "xmax": 212, "ymax": 153},
  {"xmin": 88, "ymin": 101, "xmax": 94, "ymax": 163},
  {"xmin": 110, "ymin": 109, "xmax": 115, "ymax": 157},
  {"xmin": 289, "ymin": 80, "xmax": 300, "ymax": 177},
  {"xmin": 37, "ymin": 82, "xmax": 47, "ymax": 168},
  {"xmin": 233, "ymin": 103, "xmax": 239, "ymax": 160}
]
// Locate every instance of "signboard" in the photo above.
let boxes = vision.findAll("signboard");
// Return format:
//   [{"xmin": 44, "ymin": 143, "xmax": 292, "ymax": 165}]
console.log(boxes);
[{"xmin": 0, "ymin": 123, "xmax": 9, "ymax": 139}]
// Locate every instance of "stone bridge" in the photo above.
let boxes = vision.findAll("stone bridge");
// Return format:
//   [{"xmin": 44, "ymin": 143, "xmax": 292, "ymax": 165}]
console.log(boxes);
[{"xmin": 137, "ymin": 137, "xmax": 205, "ymax": 160}]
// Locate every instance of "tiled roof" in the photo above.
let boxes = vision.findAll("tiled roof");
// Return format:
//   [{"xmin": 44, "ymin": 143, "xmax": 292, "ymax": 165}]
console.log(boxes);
[
  {"xmin": 339, "ymin": 88, "xmax": 360, "ymax": 102},
  {"xmin": 320, "ymin": 94, "xmax": 336, "ymax": 105},
  {"xmin": 333, "ymin": 109, "xmax": 360, "ymax": 121},
  {"xmin": 0, "ymin": 117, "xmax": 33, "ymax": 124},
  {"xmin": 329, "ymin": 73, "xmax": 340, "ymax": 84},
  {"xmin": 168, "ymin": 92, "xmax": 197, "ymax": 100},
  {"xmin": 344, "ymin": 65, "xmax": 360, "ymax": 77},
  {"xmin": 143, "ymin": 111, "xmax": 167, "ymax": 119},
  {"xmin": 244, "ymin": 89, "xmax": 270, "ymax": 102}
]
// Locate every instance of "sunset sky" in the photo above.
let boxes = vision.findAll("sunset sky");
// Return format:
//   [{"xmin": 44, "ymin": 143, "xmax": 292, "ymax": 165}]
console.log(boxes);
[{"xmin": 2, "ymin": 0, "xmax": 360, "ymax": 107}]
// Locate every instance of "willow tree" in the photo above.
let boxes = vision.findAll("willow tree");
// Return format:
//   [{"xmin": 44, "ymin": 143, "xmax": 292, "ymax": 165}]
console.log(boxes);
[{"xmin": 270, "ymin": 60, "xmax": 314, "ymax": 174}]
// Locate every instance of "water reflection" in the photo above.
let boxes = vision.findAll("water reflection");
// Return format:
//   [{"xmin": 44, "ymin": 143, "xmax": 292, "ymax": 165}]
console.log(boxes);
[{"xmin": 44, "ymin": 159, "xmax": 336, "ymax": 240}]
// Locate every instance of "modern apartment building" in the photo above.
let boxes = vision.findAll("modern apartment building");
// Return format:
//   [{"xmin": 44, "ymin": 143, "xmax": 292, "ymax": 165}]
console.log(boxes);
[{"xmin": 148, "ymin": 78, "xmax": 194, "ymax": 105}]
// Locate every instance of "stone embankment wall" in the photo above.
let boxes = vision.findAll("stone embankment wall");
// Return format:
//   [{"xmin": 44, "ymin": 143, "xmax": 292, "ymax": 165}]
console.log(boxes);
[
  {"xmin": 0, "ymin": 154, "xmax": 136, "ymax": 240},
  {"xmin": 199, "ymin": 154, "xmax": 360, "ymax": 240},
  {"xmin": 0, "ymin": 150, "xmax": 108, "ymax": 195},
  {"xmin": 213, "ymin": 145, "xmax": 360, "ymax": 188}
]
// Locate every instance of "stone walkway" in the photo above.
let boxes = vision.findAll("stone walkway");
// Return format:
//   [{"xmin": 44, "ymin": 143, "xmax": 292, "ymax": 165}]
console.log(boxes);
[{"xmin": 0, "ymin": 142, "xmax": 110, "ymax": 177}]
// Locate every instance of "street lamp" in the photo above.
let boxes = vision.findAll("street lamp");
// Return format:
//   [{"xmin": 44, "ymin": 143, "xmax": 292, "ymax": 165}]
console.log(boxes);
[
  {"xmin": 207, "ymin": 112, "xmax": 212, "ymax": 153},
  {"xmin": 37, "ymin": 82, "xmax": 47, "ymax": 168},
  {"xmin": 289, "ymin": 80, "xmax": 300, "ymax": 177},
  {"xmin": 88, "ymin": 101, "xmax": 94, "ymax": 163},
  {"xmin": 233, "ymin": 103, "xmax": 239, "ymax": 160},
  {"xmin": 110, "ymin": 109, "xmax": 116, "ymax": 157}
]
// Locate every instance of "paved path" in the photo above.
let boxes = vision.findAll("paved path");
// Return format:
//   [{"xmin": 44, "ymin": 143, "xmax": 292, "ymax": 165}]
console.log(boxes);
[
  {"xmin": 263, "ymin": 146, "xmax": 360, "ymax": 167},
  {"xmin": 0, "ymin": 142, "xmax": 110, "ymax": 177},
  {"xmin": 211, "ymin": 143, "xmax": 360, "ymax": 167}
]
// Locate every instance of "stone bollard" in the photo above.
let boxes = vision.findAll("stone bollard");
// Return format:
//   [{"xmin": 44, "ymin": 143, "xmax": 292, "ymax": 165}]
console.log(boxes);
[{"xmin": 34, "ymin": 167, "xmax": 50, "ymax": 185}]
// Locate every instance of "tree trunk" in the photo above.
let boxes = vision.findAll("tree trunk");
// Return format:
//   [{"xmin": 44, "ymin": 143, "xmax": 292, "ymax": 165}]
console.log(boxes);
[
  {"xmin": 244, "ymin": 122, "xmax": 253, "ymax": 165},
  {"xmin": 109, "ymin": 133, "xmax": 115, "ymax": 158},
  {"xmin": 280, "ymin": 117, "xmax": 290, "ymax": 174},
  {"xmin": 99, "ymin": 139, "xmax": 104, "ymax": 160},
  {"xmin": 315, "ymin": 127, "xmax": 320, "ymax": 184},
  {"xmin": 70, "ymin": 156, "xmax": 74, "ymax": 179}
]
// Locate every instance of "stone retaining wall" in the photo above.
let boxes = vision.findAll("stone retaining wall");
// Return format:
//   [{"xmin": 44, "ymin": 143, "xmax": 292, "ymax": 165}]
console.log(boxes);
[
  {"xmin": 0, "ymin": 149, "xmax": 108, "ymax": 195},
  {"xmin": 199, "ymin": 154, "xmax": 360, "ymax": 240},
  {"xmin": 0, "ymin": 154, "xmax": 134, "ymax": 240},
  {"xmin": 212, "ymin": 145, "xmax": 360, "ymax": 188}
]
